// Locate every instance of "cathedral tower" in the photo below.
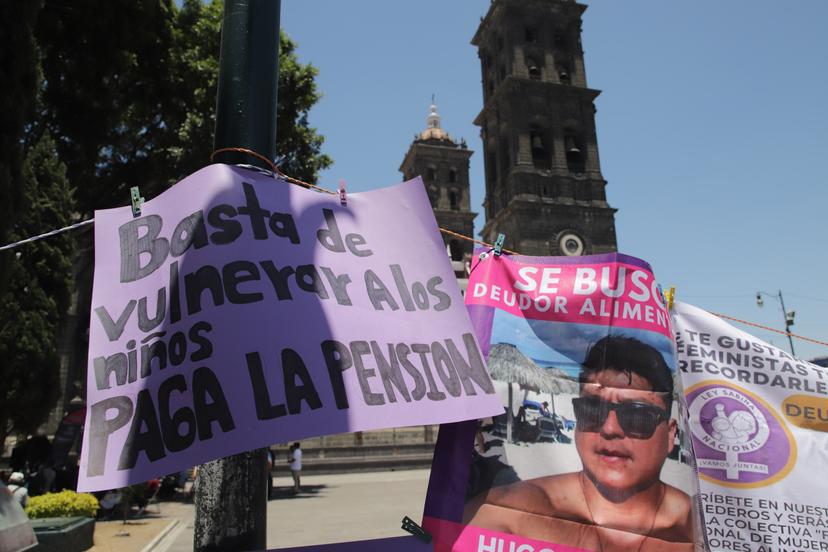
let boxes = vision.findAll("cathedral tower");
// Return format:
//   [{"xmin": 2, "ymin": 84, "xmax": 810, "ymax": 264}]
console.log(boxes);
[
  {"xmin": 473, "ymin": 0, "xmax": 617, "ymax": 256},
  {"xmin": 400, "ymin": 102, "xmax": 477, "ymax": 261}
]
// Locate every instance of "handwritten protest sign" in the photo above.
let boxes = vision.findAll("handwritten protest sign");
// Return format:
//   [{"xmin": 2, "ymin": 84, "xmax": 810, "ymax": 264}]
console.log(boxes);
[
  {"xmin": 78, "ymin": 164, "xmax": 502, "ymax": 492},
  {"xmin": 674, "ymin": 301, "xmax": 828, "ymax": 552},
  {"xmin": 423, "ymin": 252, "xmax": 702, "ymax": 552}
]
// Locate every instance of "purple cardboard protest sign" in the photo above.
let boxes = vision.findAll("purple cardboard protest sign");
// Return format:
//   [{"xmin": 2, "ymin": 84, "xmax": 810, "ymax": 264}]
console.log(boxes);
[{"xmin": 79, "ymin": 164, "xmax": 502, "ymax": 492}]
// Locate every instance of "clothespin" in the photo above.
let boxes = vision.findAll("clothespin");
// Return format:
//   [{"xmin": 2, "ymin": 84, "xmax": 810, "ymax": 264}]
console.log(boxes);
[
  {"xmin": 401, "ymin": 516, "xmax": 432, "ymax": 543},
  {"xmin": 130, "ymin": 186, "xmax": 144, "ymax": 217},
  {"xmin": 664, "ymin": 286, "xmax": 676, "ymax": 310},
  {"xmin": 338, "ymin": 179, "xmax": 347, "ymax": 207},
  {"xmin": 493, "ymin": 233, "xmax": 506, "ymax": 257}
]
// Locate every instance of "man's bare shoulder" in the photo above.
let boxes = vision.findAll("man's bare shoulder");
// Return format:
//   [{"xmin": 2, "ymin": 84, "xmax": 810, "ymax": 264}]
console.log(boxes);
[
  {"xmin": 465, "ymin": 472, "xmax": 585, "ymax": 522},
  {"xmin": 653, "ymin": 483, "xmax": 694, "ymax": 542}
]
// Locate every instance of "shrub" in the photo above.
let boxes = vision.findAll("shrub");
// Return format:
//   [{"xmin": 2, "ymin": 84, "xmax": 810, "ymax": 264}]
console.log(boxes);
[{"xmin": 25, "ymin": 490, "xmax": 99, "ymax": 518}]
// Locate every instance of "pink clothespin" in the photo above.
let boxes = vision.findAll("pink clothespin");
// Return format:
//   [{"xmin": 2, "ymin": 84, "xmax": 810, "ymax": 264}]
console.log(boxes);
[{"xmin": 339, "ymin": 179, "xmax": 347, "ymax": 206}]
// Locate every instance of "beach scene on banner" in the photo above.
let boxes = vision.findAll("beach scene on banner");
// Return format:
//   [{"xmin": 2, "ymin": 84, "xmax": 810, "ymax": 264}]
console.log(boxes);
[{"xmin": 432, "ymin": 252, "xmax": 702, "ymax": 552}]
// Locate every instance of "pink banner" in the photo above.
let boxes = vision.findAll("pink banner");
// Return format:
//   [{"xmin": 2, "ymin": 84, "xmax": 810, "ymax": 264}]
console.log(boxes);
[
  {"xmin": 422, "ymin": 252, "xmax": 699, "ymax": 552},
  {"xmin": 466, "ymin": 255, "xmax": 670, "ymax": 338},
  {"xmin": 423, "ymin": 516, "xmax": 591, "ymax": 552}
]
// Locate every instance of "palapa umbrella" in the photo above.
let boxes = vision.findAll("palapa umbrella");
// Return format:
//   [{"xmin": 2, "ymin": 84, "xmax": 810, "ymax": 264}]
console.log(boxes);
[{"xmin": 487, "ymin": 343, "xmax": 578, "ymax": 442}]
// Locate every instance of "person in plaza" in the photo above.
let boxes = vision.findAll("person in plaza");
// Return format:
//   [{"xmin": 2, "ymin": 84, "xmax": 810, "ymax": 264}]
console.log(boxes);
[
  {"xmin": 267, "ymin": 448, "xmax": 275, "ymax": 499},
  {"xmin": 189, "ymin": 466, "xmax": 199, "ymax": 502},
  {"xmin": 465, "ymin": 336, "xmax": 694, "ymax": 552},
  {"xmin": 288, "ymin": 442, "xmax": 303, "ymax": 494},
  {"xmin": 6, "ymin": 472, "xmax": 29, "ymax": 508}
]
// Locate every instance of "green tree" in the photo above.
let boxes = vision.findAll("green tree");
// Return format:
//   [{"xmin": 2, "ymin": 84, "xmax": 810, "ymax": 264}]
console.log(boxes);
[
  {"xmin": 35, "ymin": 0, "xmax": 179, "ymax": 212},
  {"xmin": 37, "ymin": 0, "xmax": 331, "ymax": 215},
  {"xmin": 273, "ymin": 31, "xmax": 333, "ymax": 181},
  {"xmin": 168, "ymin": 0, "xmax": 331, "ymax": 182},
  {"xmin": 0, "ymin": 0, "xmax": 42, "ymax": 285},
  {"xmin": 0, "ymin": 1, "xmax": 332, "ymax": 442},
  {"xmin": 0, "ymin": 132, "xmax": 76, "ymax": 445}
]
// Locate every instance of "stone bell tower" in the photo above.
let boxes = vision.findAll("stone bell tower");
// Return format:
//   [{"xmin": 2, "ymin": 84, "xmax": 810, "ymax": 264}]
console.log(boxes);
[
  {"xmin": 400, "ymin": 101, "xmax": 477, "ymax": 262},
  {"xmin": 473, "ymin": 0, "xmax": 617, "ymax": 256}
]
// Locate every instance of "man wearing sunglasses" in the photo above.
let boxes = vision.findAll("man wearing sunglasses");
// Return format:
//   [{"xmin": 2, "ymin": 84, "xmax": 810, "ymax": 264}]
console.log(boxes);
[{"xmin": 464, "ymin": 336, "xmax": 694, "ymax": 551}]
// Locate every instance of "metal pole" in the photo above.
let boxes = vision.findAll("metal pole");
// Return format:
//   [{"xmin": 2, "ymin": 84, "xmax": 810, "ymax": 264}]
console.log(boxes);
[
  {"xmin": 195, "ymin": 2, "xmax": 280, "ymax": 550},
  {"xmin": 778, "ymin": 290, "xmax": 796, "ymax": 356},
  {"xmin": 212, "ymin": 0, "xmax": 280, "ymax": 169}
]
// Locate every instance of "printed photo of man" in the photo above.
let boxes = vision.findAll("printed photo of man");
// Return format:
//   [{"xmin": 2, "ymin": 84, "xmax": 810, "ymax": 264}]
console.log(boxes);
[{"xmin": 464, "ymin": 336, "xmax": 695, "ymax": 552}]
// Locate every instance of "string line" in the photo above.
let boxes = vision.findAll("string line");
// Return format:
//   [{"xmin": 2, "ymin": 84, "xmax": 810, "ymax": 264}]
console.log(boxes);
[
  {"xmin": 210, "ymin": 147, "xmax": 281, "ymax": 175},
  {"xmin": 0, "ymin": 218, "xmax": 94, "ymax": 252},
  {"xmin": 710, "ymin": 312, "xmax": 828, "ymax": 349},
  {"xmin": 211, "ymin": 147, "xmax": 336, "ymax": 196}
]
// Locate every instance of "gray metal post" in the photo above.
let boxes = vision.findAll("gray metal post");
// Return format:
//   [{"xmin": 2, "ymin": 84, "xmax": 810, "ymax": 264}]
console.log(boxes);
[
  {"xmin": 778, "ymin": 290, "xmax": 796, "ymax": 356},
  {"xmin": 195, "ymin": 1, "xmax": 281, "ymax": 550}
]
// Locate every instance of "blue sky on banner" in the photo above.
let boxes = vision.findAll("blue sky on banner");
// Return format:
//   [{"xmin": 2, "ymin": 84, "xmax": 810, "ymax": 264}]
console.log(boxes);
[{"xmin": 279, "ymin": 0, "xmax": 828, "ymax": 361}]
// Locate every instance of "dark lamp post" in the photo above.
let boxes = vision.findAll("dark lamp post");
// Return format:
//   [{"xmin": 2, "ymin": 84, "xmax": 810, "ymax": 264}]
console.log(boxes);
[
  {"xmin": 194, "ymin": 2, "xmax": 281, "ymax": 550},
  {"xmin": 756, "ymin": 290, "xmax": 796, "ymax": 356}
]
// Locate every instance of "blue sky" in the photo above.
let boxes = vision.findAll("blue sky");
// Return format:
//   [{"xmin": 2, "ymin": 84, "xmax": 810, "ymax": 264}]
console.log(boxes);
[{"xmin": 280, "ymin": 1, "xmax": 828, "ymax": 361}]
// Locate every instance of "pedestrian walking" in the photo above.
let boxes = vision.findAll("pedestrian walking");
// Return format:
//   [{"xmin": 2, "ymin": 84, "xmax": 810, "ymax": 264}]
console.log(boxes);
[
  {"xmin": 267, "ymin": 448, "xmax": 274, "ymax": 499},
  {"xmin": 288, "ymin": 443, "xmax": 302, "ymax": 494}
]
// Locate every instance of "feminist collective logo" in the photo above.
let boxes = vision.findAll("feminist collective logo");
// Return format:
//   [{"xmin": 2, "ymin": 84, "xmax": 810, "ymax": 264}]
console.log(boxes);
[{"xmin": 686, "ymin": 381, "xmax": 796, "ymax": 488}]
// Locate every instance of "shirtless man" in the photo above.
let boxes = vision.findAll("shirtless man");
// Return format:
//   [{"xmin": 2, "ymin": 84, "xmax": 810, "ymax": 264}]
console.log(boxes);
[{"xmin": 465, "ymin": 336, "xmax": 695, "ymax": 552}]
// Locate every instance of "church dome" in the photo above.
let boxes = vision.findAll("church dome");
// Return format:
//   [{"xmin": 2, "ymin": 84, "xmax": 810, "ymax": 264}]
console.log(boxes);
[{"xmin": 419, "ymin": 101, "xmax": 453, "ymax": 142}]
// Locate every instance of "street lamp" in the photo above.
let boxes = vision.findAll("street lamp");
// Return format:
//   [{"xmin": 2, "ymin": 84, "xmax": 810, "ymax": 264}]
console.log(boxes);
[{"xmin": 756, "ymin": 290, "xmax": 796, "ymax": 356}]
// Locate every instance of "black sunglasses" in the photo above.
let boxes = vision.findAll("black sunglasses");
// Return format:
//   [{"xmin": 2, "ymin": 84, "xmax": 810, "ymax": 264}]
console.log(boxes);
[{"xmin": 572, "ymin": 396, "xmax": 668, "ymax": 439}]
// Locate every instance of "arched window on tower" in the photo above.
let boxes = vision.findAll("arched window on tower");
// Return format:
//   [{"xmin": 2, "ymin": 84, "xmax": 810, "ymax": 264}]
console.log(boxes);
[
  {"xmin": 427, "ymin": 166, "xmax": 436, "ymax": 182},
  {"xmin": 557, "ymin": 61, "xmax": 571, "ymax": 84},
  {"xmin": 527, "ymin": 57, "xmax": 541, "ymax": 80},
  {"xmin": 449, "ymin": 239, "xmax": 463, "ymax": 261},
  {"xmin": 449, "ymin": 168, "xmax": 457, "ymax": 183},
  {"xmin": 428, "ymin": 185, "xmax": 439, "ymax": 207},
  {"xmin": 449, "ymin": 189, "xmax": 459, "ymax": 211},
  {"xmin": 565, "ymin": 134, "xmax": 586, "ymax": 174},
  {"xmin": 530, "ymin": 127, "xmax": 550, "ymax": 170}
]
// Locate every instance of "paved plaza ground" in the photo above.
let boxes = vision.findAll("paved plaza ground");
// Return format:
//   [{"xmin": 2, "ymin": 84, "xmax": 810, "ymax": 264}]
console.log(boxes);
[{"xmin": 90, "ymin": 469, "xmax": 432, "ymax": 551}]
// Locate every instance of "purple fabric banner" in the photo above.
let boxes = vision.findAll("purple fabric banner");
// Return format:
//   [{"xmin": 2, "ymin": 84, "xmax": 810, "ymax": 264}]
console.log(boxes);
[{"xmin": 79, "ymin": 164, "xmax": 502, "ymax": 492}]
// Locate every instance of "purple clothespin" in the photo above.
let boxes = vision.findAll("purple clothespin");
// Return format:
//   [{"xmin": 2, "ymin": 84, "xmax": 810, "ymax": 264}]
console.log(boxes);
[{"xmin": 338, "ymin": 179, "xmax": 347, "ymax": 206}]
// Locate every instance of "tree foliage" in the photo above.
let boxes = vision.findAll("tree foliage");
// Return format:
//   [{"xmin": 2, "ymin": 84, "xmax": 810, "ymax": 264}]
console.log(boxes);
[
  {"xmin": 0, "ymin": 0, "xmax": 42, "ymax": 283},
  {"xmin": 0, "ymin": 0, "xmax": 331, "ymax": 441},
  {"xmin": 36, "ymin": 0, "xmax": 179, "ymax": 211},
  {"xmin": 165, "ymin": 0, "xmax": 332, "ymax": 185},
  {"xmin": 0, "ymin": 132, "xmax": 76, "ymax": 444},
  {"xmin": 36, "ymin": 0, "xmax": 331, "ymax": 213}
]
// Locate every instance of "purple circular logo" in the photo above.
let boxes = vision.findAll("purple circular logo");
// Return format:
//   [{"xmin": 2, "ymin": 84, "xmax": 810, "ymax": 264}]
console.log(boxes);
[{"xmin": 686, "ymin": 382, "xmax": 796, "ymax": 488}]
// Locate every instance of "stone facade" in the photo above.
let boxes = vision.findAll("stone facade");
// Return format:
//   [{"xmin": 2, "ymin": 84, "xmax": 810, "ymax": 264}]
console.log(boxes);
[
  {"xmin": 473, "ymin": 0, "xmax": 617, "ymax": 256},
  {"xmin": 399, "ymin": 104, "xmax": 477, "ymax": 262}
]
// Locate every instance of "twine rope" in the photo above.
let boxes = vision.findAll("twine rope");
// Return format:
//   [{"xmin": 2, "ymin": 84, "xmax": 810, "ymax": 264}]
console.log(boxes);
[
  {"xmin": 0, "ymin": 218, "xmax": 94, "ymax": 252},
  {"xmin": 710, "ymin": 312, "xmax": 828, "ymax": 349}
]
